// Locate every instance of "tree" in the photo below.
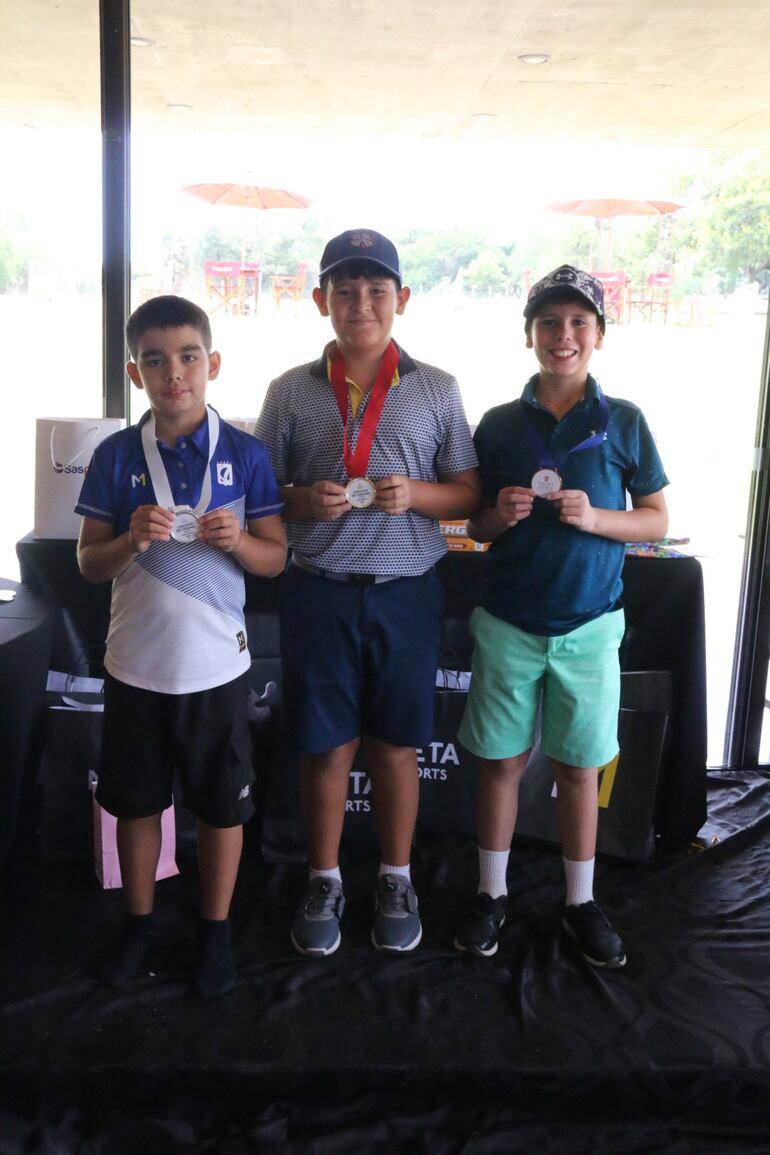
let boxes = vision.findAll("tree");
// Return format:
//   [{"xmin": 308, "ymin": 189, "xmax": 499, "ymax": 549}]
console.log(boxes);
[
  {"xmin": 398, "ymin": 230, "xmax": 487, "ymax": 291},
  {"xmin": 464, "ymin": 249, "xmax": 509, "ymax": 294},
  {"xmin": 0, "ymin": 220, "xmax": 28, "ymax": 292},
  {"xmin": 675, "ymin": 153, "xmax": 770, "ymax": 293}
]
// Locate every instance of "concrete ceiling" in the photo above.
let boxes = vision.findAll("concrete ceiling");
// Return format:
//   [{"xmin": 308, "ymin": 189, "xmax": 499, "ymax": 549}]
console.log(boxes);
[{"xmin": 2, "ymin": 0, "xmax": 770, "ymax": 149}]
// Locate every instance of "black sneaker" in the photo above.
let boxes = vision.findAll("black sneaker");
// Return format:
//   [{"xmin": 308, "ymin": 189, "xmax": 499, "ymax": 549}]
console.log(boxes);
[
  {"xmin": 562, "ymin": 901, "xmax": 626, "ymax": 968},
  {"xmin": 99, "ymin": 914, "xmax": 155, "ymax": 988},
  {"xmin": 454, "ymin": 892, "xmax": 507, "ymax": 956}
]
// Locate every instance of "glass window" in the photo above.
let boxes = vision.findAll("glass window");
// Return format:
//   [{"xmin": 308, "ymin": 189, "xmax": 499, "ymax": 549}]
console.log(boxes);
[
  {"xmin": 130, "ymin": 11, "xmax": 770, "ymax": 768},
  {"xmin": 4, "ymin": 2, "xmax": 767, "ymax": 768},
  {"xmin": 0, "ymin": 5, "xmax": 102, "ymax": 579}
]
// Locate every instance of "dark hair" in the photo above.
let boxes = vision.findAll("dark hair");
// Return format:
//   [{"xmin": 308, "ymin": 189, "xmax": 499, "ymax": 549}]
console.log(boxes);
[
  {"xmin": 319, "ymin": 259, "xmax": 401, "ymax": 292},
  {"xmin": 125, "ymin": 295, "xmax": 213, "ymax": 359},
  {"xmin": 524, "ymin": 288, "xmax": 606, "ymax": 337}
]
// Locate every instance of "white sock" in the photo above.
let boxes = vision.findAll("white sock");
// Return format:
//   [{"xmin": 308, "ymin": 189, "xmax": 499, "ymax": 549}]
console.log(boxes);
[
  {"xmin": 478, "ymin": 848, "xmax": 509, "ymax": 899},
  {"xmin": 563, "ymin": 857, "xmax": 595, "ymax": 907},
  {"xmin": 309, "ymin": 866, "xmax": 342, "ymax": 884},
  {"xmin": 379, "ymin": 862, "xmax": 411, "ymax": 881}
]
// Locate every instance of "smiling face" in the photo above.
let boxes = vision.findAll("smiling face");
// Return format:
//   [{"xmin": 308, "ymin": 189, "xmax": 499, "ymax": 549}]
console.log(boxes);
[
  {"xmin": 313, "ymin": 274, "xmax": 410, "ymax": 364},
  {"xmin": 126, "ymin": 324, "xmax": 221, "ymax": 434},
  {"xmin": 526, "ymin": 301, "xmax": 604, "ymax": 391}
]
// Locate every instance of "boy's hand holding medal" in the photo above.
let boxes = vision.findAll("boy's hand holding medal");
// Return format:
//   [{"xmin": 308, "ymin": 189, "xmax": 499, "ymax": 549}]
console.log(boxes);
[
  {"xmin": 374, "ymin": 474, "xmax": 413, "ymax": 515},
  {"xmin": 309, "ymin": 479, "xmax": 352, "ymax": 521},
  {"xmin": 495, "ymin": 485, "xmax": 534, "ymax": 528},
  {"xmin": 128, "ymin": 504, "xmax": 175, "ymax": 552}
]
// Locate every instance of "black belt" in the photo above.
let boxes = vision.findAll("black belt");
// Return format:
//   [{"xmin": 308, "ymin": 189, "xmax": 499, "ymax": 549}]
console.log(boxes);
[{"xmin": 291, "ymin": 554, "xmax": 399, "ymax": 585}]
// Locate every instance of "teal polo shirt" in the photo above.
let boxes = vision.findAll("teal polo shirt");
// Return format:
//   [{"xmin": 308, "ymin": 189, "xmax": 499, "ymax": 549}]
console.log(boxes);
[{"xmin": 475, "ymin": 374, "xmax": 669, "ymax": 636}]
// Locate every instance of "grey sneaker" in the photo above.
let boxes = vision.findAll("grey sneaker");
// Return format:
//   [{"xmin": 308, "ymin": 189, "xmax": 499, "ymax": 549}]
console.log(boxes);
[
  {"xmin": 290, "ymin": 876, "xmax": 345, "ymax": 957},
  {"xmin": 371, "ymin": 874, "xmax": 422, "ymax": 952},
  {"xmin": 562, "ymin": 901, "xmax": 626, "ymax": 969},
  {"xmin": 454, "ymin": 892, "xmax": 507, "ymax": 957}
]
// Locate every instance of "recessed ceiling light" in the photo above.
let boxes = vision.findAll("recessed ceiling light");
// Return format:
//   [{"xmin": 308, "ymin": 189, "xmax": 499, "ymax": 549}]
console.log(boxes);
[
  {"xmin": 167, "ymin": 103, "xmax": 192, "ymax": 112},
  {"xmin": 518, "ymin": 53, "xmax": 550, "ymax": 65},
  {"xmin": 472, "ymin": 112, "xmax": 498, "ymax": 122},
  {"xmin": 130, "ymin": 36, "xmax": 155, "ymax": 47}
]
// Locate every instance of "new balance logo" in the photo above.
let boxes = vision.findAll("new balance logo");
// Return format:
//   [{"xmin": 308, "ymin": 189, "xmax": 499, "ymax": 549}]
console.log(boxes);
[
  {"xmin": 217, "ymin": 462, "xmax": 233, "ymax": 486},
  {"xmin": 238, "ymin": 785, "xmax": 251, "ymax": 801}
]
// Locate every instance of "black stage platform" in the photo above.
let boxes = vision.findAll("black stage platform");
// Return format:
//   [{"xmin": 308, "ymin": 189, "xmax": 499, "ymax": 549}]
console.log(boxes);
[{"xmin": 2, "ymin": 769, "xmax": 770, "ymax": 1154}]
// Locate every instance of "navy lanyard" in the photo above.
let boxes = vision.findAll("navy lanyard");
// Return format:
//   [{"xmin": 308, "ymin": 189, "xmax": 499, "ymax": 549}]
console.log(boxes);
[{"xmin": 522, "ymin": 386, "xmax": 609, "ymax": 475}]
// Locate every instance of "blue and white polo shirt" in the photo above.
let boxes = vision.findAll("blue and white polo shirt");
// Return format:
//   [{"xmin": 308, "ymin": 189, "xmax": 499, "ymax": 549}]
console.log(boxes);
[{"xmin": 75, "ymin": 409, "xmax": 283, "ymax": 694}]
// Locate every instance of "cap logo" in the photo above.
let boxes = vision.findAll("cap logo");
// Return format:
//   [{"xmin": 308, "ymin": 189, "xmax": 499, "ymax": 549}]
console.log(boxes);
[
  {"xmin": 319, "ymin": 228, "xmax": 401, "ymax": 286},
  {"xmin": 524, "ymin": 264, "xmax": 604, "ymax": 318}
]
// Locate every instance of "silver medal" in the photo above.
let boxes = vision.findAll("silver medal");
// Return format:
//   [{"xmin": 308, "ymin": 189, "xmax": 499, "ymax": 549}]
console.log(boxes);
[
  {"xmin": 531, "ymin": 469, "xmax": 562, "ymax": 497},
  {"xmin": 171, "ymin": 506, "xmax": 199, "ymax": 543}
]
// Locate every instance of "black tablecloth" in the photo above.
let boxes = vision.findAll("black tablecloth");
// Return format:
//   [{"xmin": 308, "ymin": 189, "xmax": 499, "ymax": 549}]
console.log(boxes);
[
  {"xmin": 16, "ymin": 536, "xmax": 707, "ymax": 849},
  {"xmin": 0, "ymin": 577, "xmax": 53, "ymax": 866}
]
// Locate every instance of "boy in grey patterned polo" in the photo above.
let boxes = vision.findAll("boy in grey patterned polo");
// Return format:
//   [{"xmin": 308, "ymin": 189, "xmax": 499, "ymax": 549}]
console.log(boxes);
[{"xmin": 256, "ymin": 229, "xmax": 481, "ymax": 956}]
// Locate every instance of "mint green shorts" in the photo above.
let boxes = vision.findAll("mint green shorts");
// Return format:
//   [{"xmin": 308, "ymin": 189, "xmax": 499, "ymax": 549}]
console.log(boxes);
[{"xmin": 458, "ymin": 606, "xmax": 625, "ymax": 769}]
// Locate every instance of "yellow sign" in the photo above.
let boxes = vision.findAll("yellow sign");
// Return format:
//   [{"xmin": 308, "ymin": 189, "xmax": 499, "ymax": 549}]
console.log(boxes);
[{"xmin": 597, "ymin": 753, "xmax": 619, "ymax": 809}]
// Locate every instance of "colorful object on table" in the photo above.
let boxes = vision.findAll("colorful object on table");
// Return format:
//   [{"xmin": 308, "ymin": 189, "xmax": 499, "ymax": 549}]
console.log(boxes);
[{"xmin": 625, "ymin": 537, "xmax": 691, "ymax": 558}]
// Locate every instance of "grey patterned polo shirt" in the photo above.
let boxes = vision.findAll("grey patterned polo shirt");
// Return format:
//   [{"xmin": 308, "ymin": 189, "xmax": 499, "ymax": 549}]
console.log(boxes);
[{"xmin": 255, "ymin": 344, "xmax": 478, "ymax": 576}]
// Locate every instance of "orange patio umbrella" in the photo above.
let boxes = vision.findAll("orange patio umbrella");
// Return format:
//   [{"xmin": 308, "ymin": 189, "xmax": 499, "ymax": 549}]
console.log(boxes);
[
  {"xmin": 183, "ymin": 183, "xmax": 312, "ymax": 211},
  {"xmin": 182, "ymin": 182, "xmax": 312, "ymax": 265},
  {"xmin": 547, "ymin": 198, "xmax": 684, "ymax": 266}
]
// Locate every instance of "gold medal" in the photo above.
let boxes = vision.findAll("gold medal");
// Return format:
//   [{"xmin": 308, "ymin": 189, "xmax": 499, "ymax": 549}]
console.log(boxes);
[{"xmin": 345, "ymin": 477, "xmax": 376, "ymax": 509}]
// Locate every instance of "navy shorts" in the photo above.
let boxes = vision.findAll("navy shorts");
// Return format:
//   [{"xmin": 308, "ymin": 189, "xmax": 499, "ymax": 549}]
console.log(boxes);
[
  {"xmin": 97, "ymin": 671, "xmax": 255, "ymax": 827},
  {"xmin": 280, "ymin": 564, "xmax": 443, "ymax": 756}
]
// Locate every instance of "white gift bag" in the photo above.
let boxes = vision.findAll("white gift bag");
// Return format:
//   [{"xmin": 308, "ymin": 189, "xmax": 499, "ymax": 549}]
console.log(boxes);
[{"xmin": 34, "ymin": 417, "xmax": 125, "ymax": 539}]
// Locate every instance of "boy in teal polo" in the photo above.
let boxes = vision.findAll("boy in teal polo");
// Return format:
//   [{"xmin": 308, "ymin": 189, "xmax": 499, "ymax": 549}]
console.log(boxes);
[{"xmin": 456, "ymin": 265, "xmax": 669, "ymax": 968}]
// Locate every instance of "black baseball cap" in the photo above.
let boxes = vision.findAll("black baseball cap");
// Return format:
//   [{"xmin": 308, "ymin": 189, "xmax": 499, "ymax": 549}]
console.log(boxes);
[
  {"xmin": 524, "ymin": 265, "xmax": 605, "ymax": 323},
  {"xmin": 319, "ymin": 229, "xmax": 402, "ymax": 286}
]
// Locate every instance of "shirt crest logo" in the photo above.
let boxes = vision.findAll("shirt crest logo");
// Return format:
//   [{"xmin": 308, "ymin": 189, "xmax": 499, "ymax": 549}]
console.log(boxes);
[
  {"xmin": 131, "ymin": 472, "xmax": 147, "ymax": 488},
  {"xmin": 217, "ymin": 462, "xmax": 233, "ymax": 486}
]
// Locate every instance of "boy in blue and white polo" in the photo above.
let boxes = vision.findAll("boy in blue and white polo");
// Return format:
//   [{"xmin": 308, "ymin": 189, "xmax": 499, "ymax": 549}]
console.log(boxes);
[{"xmin": 76, "ymin": 295, "xmax": 287, "ymax": 997}]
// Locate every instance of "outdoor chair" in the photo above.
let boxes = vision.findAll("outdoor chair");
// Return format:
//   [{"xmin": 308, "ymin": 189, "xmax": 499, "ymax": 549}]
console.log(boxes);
[
  {"xmin": 204, "ymin": 260, "xmax": 261, "ymax": 315},
  {"xmin": 590, "ymin": 271, "xmax": 629, "ymax": 324},
  {"xmin": 271, "ymin": 263, "xmax": 307, "ymax": 308},
  {"xmin": 626, "ymin": 272, "xmax": 674, "ymax": 323}
]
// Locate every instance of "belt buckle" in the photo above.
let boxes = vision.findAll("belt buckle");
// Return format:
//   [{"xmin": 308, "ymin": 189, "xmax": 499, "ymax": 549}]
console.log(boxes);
[{"xmin": 345, "ymin": 572, "xmax": 376, "ymax": 586}]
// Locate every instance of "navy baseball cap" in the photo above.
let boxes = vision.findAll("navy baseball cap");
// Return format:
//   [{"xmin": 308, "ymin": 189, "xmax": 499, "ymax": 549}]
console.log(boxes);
[
  {"xmin": 319, "ymin": 229, "xmax": 402, "ymax": 286},
  {"xmin": 524, "ymin": 265, "xmax": 605, "ymax": 323}
]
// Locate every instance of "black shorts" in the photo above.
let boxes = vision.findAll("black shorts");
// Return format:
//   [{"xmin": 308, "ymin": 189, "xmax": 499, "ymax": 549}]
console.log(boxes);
[{"xmin": 97, "ymin": 671, "xmax": 255, "ymax": 827}]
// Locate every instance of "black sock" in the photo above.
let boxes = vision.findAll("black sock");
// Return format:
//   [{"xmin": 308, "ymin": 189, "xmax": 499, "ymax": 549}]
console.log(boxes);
[
  {"xmin": 197, "ymin": 917, "xmax": 236, "ymax": 998},
  {"xmin": 101, "ymin": 912, "xmax": 155, "ymax": 988}
]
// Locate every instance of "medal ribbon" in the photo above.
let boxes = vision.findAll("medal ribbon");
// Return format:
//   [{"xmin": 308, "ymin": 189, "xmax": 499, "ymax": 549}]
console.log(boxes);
[
  {"xmin": 328, "ymin": 340, "xmax": 399, "ymax": 479},
  {"xmin": 522, "ymin": 386, "xmax": 609, "ymax": 476},
  {"xmin": 140, "ymin": 405, "xmax": 220, "ymax": 514}
]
